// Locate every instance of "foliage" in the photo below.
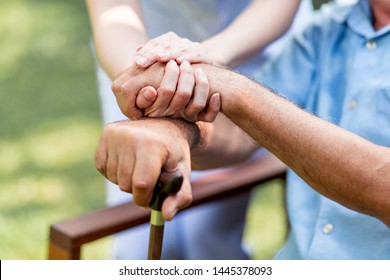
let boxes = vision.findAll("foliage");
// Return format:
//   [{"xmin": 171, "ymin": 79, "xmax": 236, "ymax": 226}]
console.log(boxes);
[{"xmin": 0, "ymin": 0, "xmax": 286, "ymax": 260}]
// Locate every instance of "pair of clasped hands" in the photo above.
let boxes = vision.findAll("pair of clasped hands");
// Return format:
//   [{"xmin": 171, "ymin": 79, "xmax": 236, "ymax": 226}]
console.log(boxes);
[
  {"xmin": 97, "ymin": 33, "xmax": 222, "ymax": 220},
  {"xmin": 113, "ymin": 32, "xmax": 221, "ymax": 123}
]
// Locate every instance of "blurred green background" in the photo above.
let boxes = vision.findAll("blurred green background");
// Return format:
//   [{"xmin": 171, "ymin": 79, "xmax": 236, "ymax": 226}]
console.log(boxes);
[{"xmin": 0, "ymin": 0, "xmax": 287, "ymax": 260}]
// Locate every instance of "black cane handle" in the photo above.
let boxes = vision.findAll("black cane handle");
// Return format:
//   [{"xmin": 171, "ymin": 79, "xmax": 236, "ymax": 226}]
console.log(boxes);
[{"xmin": 149, "ymin": 173, "xmax": 183, "ymax": 211}]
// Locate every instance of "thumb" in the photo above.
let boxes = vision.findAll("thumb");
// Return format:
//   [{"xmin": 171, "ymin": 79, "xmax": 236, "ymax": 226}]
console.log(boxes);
[
  {"xmin": 136, "ymin": 86, "xmax": 158, "ymax": 109},
  {"xmin": 162, "ymin": 175, "xmax": 192, "ymax": 220}
]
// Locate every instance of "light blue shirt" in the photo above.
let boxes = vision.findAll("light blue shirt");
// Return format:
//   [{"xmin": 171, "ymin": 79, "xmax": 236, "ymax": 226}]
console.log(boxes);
[{"xmin": 256, "ymin": 0, "xmax": 390, "ymax": 259}]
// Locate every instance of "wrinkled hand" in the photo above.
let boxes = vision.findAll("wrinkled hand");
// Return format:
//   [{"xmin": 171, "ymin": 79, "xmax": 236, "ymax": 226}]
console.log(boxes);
[
  {"xmin": 136, "ymin": 60, "xmax": 221, "ymax": 122},
  {"xmin": 95, "ymin": 119, "xmax": 193, "ymax": 220},
  {"xmin": 111, "ymin": 62, "xmax": 165, "ymax": 119},
  {"xmin": 112, "ymin": 60, "xmax": 221, "ymax": 122},
  {"xmin": 133, "ymin": 32, "xmax": 213, "ymax": 68}
]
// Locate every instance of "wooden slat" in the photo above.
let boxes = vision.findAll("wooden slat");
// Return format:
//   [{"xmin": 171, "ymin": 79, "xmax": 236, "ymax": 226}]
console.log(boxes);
[
  {"xmin": 48, "ymin": 154, "xmax": 286, "ymax": 259},
  {"xmin": 187, "ymin": 154, "xmax": 286, "ymax": 208}
]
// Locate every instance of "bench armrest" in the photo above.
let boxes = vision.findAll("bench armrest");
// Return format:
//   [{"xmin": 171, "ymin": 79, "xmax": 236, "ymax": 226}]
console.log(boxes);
[{"xmin": 48, "ymin": 154, "xmax": 286, "ymax": 259}]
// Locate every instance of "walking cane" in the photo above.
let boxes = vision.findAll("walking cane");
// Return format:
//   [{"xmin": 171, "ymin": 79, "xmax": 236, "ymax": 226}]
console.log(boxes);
[{"xmin": 148, "ymin": 173, "xmax": 183, "ymax": 260}]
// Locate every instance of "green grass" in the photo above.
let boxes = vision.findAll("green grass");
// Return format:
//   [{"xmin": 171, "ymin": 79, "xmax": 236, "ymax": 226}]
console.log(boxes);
[
  {"xmin": 0, "ymin": 0, "xmax": 107, "ymax": 259},
  {"xmin": 244, "ymin": 180, "xmax": 288, "ymax": 259},
  {"xmin": 0, "ymin": 0, "xmax": 287, "ymax": 260}
]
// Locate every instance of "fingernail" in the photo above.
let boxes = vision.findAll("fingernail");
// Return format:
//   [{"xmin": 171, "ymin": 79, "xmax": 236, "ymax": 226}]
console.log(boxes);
[
  {"xmin": 135, "ymin": 56, "xmax": 148, "ymax": 66},
  {"xmin": 133, "ymin": 55, "xmax": 141, "ymax": 62},
  {"xmin": 181, "ymin": 60, "xmax": 191, "ymax": 68},
  {"xmin": 157, "ymin": 53, "xmax": 168, "ymax": 60},
  {"xmin": 167, "ymin": 59, "xmax": 176, "ymax": 65},
  {"xmin": 143, "ymin": 88, "xmax": 157, "ymax": 101}
]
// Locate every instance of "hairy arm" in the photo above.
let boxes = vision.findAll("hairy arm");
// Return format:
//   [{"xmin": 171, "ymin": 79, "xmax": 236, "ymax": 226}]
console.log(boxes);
[
  {"xmin": 109, "ymin": 62, "xmax": 390, "ymax": 225},
  {"xmin": 112, "ymin": 62, "xmax": 260, "ymax": 165},
  {"xmin": 199, "ymin": 65, "xmax": 390, "ymax": 226}
]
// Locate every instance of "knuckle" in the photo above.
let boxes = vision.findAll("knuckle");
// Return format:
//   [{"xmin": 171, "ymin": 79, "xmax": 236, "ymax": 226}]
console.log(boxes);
[
  {"xmin": 132, "ymin": 197, "xmax": 148, "ymax": 208},
  {"xmin": 172, "ymin": 92, "xmax": 191, "ymax": 107},
  {"xmin": 162, "ymin": 44, "xmax": 172, "ymax": 51},
  {"xmin": 191, "ymin": 100, "xmax": 206, "ymax": 111},
  {"xmin": 103, "ymin": 122, "xmax": 115, "ymax": 132},
  {"xmin": 106, "ymin": 166, "xmax": 117, "ymax": 183},
  {"xmin": 120, "ymin": 85, "xmax": 129, "ymax": 95},
  {"xmin": 101, "ymin": 124, "xmax": 114, "ymax": 140},
  {"xmin": 133, "ymin": 179, "xmax": 151, "ymax": 193},
  {"xmin": 182, "ymin": 110, "xmax": 198, "ymax": 122},
  {"xmin": 119, "ymin": 184, "xmax": 131, "ymax": 193},
  {"xmin": 177, "ymin": 89, "xmax": 192, "ymax": 99},
  {"xmin": 181, "ymin": 191, "xmax": 193, "ymax": 208},
  {"xmin": 94, "ymin": 147, "xmax": 106, "ymax": 170},
  {"xmin": 194, "ymin": 52, "xmax": 203, "ymax": 58},
  {"xmin": 196, "ymin": 78, "xmax": 209, "ymax": 89},
  {"xmin": 182, "ymin": 112, "xmax": 197, "ymax": 123},
  {"xmin": 95, "ymin": 160, "xmax": 106, "ymax": 175},
  {"xmin": 118, "ymin": 168, "xmax": 132, "ymax": 183},
  {"xmin": 157, "ymin": 86, "xmax": 175, "ymax": 97},
  {"xmin": 178, "ymin": 46, "xmax": 186, "ymax": 53},
  {"xmin": 149, "ymin": 53, "xmax": 159, "ymax": 61},
  {"xmin": 111, "ymin": 81, "xmax": 120, "ymax": 93}
]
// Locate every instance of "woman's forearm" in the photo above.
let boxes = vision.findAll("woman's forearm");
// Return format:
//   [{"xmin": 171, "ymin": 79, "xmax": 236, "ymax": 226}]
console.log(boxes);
[
  {"xmin": 201, "ymin": 0, "xmax": 301, "ymax": 67},
  {"xmin": 86, "ymin": 0, "xmax": 148, "ymax": 79}
]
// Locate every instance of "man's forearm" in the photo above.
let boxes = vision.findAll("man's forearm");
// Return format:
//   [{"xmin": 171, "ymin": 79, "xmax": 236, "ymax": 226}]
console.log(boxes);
[{"xmin": 203, "ymin": 65, "xmax": 390, "ymax": 225}]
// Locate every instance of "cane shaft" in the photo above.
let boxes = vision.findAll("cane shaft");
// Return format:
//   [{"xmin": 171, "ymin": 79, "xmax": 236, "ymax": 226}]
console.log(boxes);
[
  {"xmin": 148, "ymin": 210, "xmax": 165, "ymax": 260},
  {"xmin": 147, "ymin": 174, "xmax": 183, "ymax": 260}
]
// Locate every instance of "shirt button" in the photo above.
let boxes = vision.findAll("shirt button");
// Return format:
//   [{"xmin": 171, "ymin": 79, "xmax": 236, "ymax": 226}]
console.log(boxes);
[
  {"xmin": 322, "ymin": 223, "xmax": 334, "ymax": 235},
  {"xmin": 365, "ymin": 40, "xmax": 377, "ymax": 50},
  {"xmin": 348, "ymin": 99, "xmax": 357, "ymax": 109}
]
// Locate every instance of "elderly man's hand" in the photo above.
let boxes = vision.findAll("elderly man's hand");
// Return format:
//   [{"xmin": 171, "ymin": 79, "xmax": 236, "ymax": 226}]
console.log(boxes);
[
  {"xmin": 95, "ymin": 119, "xmax": 195, "ymax": 220},
  {"xmin": 135, "ymin": 60, "xmax": 221, "ymax": 122},
  {"xmin": 111, "ymin": 62, "xmax": 165, "ymax": 120},
  {"xmin": 112, "ymin": 60, "xmax": 220, "ymax": 122}
]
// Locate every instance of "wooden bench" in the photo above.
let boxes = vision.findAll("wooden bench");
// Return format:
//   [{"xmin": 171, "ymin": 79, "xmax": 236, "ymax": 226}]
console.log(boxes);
[{"xmin": 48, "ymin": 153, "xmax": 287, "ymax": 259}]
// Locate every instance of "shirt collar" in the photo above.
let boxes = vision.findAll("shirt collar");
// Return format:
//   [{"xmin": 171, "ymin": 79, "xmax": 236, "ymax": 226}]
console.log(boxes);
[
  {"xmin": 328, "ymin": 0, "xmax": 390, "ymax": 39},
  {"xmin": 347, "ymin": 0, "xmax": 376, "ymax": 38}
]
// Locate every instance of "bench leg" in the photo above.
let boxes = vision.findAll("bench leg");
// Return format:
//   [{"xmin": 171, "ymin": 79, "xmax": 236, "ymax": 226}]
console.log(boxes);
[{"xmin": 48, "ymin": 241, "xmax": 80, "ymax": 260}]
